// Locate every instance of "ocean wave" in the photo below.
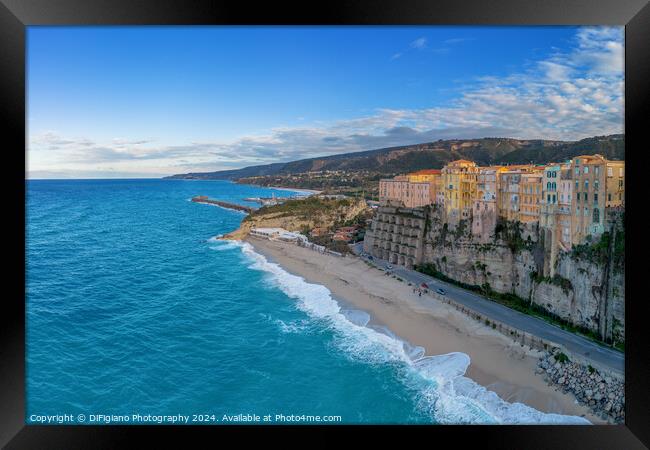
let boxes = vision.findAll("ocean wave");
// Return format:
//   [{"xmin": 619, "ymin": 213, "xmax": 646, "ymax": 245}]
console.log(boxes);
[
  {"xmin": 276, "ymin": 318, "xmax": 310, "ymax": 334},
  {"xmin": 208, "ymin": 238, "xmax": 241, "ymax": 251},
  {"xmin": 236, "ymin": 241, "xmax": 590, "ymax": 425},
  {"xmin": 341, "ymin": 309, "xmax": 370, "ymax": 327}
]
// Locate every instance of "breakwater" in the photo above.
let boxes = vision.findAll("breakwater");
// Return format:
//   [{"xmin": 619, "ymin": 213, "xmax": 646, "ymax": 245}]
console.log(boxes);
[
  {"xmin": 537, "ymin": 352, "xmax": 624, "ymax": 423},
  {"xmin": 191, "ymin": 196, "xmax": 256, "ymax": 213}
]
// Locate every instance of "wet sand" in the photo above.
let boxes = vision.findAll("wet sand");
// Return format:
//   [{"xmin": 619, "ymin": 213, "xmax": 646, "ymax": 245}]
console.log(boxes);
[{"xmin": 244, "ymin": 235, "xmax": 603, "ymax": 424}]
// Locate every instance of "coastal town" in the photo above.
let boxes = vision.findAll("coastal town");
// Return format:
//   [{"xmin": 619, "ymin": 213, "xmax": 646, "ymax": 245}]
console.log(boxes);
[
  {"xmin": 374, "ymin": 154, "xmax": 624, "ymax": 260},
  {"xmin": 218, "ymin": 152, "xmax": 625, "ymax": 424},
  {"xmin": 25, "ymin": 23, "xmax": 636, "ymax": 433}
]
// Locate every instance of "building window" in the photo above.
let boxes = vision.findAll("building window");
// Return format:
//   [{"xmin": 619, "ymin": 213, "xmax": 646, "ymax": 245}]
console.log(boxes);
[
  {"xmin": 584, "ymin": 192, "xmax": 588, "ymax": 201},
  {"xmin": 594, "ymin": 193, "xmax": 598, "ymax": 203},
  {"xmin": 593, "ymin": 208, "xmax": 600, "ymax": 224},
  {"xmin": 575, "ymin": 180, "xmax": 579, "ymax": 191},
  {"xmin": 608, "ymin": 193, "xmax": 612, "ymax": 201},
  {"xmin": 608, "ymin": 167, "xmax": 613, "ymax": 177},
  {"xmin": 595, "ymin": 167, "xmax": 599, "ymax": 176},
  {"xmin": 585, "ymin": 180, "xmax": 588, "ymax": 190},
  {"xmin": 619, "ymin": 168, "xmax": 623, "ymax": 176},
  {"xmin": 594, "ymin": 180, "xmax": 599, "ymax": 191},
  {"xmin": 584, "ymin": 207, "xmax": 588, "ymax": 217},
  {"xmin": 584, "ymin": 166, "xmax": 589, "ymax": 174}
]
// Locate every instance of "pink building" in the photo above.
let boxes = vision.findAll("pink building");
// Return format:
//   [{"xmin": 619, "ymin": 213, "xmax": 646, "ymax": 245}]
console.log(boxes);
[{"xmin": 378, "ymin": 177, "xmax": 434, "ymax": 208}]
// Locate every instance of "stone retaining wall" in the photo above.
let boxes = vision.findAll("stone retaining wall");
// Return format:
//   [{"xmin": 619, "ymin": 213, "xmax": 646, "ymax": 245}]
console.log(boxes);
[
  {"xmin": 430, "ymin": 291, "xmax": 624, "ymax": 423},
  {"xmin": 537, "ymin": 353, "xmax": 624, "ymax": 423}
]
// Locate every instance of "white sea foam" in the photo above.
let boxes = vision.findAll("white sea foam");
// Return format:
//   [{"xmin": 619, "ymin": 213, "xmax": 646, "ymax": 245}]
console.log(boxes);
[
  {"xmin": 208, "ymin": 238, "xmax": 240, "ymax": 251},
  {"xmin": 341, "ymin": 309, "xmax": 371, "ymax": 327},
  {"xmin": 235, "ymin": 241, "xmax": 591, "ymax": 425},
  {"xmin": 275, "ymin": 318, "xmax": 310, "ymax": 334}
]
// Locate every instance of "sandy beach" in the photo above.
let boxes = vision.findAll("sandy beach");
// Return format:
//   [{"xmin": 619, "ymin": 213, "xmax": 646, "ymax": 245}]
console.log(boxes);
[
  {"xmin": 244, "ymin": 235, "xmax": 603, "ymax": 423},
  {"xmin": 268, "ymin": 186, "xmax": 323, "ymax": 195}
]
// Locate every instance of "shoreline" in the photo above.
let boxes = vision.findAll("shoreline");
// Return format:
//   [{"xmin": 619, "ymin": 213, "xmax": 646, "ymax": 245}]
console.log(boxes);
[
  {"xmin": 242, "ymin": 235, "xmax": 603, "ymax": 424},
  {"xmin": 265, "ymin": 185, "xmax": 322, "ymax": 195},
  {"xmin": 165, "ymin": 178, "xmax": 322, "ymax": 195}
]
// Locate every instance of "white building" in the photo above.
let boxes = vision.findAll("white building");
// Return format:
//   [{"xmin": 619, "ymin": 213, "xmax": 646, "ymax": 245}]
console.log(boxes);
[{"xmin": 250, "ymin": 228, "xmax": 307, "ymax": 243}]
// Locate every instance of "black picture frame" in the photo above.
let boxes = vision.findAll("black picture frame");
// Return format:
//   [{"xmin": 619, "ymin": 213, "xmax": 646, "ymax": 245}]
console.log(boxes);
[{"xmin": 2, "ymin": 0, "xmax": 649, "ymax": 448}]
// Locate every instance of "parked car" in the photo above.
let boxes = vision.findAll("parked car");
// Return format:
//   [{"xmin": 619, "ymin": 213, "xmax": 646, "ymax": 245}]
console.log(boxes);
[
  {"xmin": 367, "ymin": 255, "xmax": 373, "ymax": 260},
  {"xmin": 387, "ymin": 264, "xmax": 393, "ymax": 270},
  {"xmin": 436, "ymin": 288, "xmax": 446, "ymax": 295}
]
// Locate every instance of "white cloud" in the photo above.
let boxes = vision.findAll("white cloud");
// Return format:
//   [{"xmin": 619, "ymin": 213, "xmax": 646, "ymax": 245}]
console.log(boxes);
[
  {"xmin": 410, "ymin": 37, "xmax": 427, "ymax": 49},
  {"xmin": 538, "ymin": 61, "xmax": 574, "ymax": 81}
]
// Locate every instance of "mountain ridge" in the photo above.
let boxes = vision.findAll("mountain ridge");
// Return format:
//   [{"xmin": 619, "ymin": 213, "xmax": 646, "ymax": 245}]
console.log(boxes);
[{"xmin": 165, "ymin": 134, "xmax": 624, "ymax": 180}]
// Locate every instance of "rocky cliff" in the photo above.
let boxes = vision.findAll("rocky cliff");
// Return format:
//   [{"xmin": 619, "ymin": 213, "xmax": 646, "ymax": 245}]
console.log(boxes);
[
  {"xmin": 223, "ymin": 197, "xmax": 369, "ymax": 240},
  {"xmin": 365, "ymin": 205, "xmax": 625, "ymax": 344}
]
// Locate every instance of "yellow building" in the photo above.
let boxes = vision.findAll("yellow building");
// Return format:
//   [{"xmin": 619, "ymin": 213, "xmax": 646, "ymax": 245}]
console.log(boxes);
[
  {"xmin": 497, "ymin": 166, "xmax": 524, "ymax": 222},
  {"xmin": 494, "ymin": 165, "xmax": 543, "ymax": 222},
  {"xmin": 407, "ymin": 169, "xmax": 441, "ymax": 183},
  {"xmin": 519, "ymin": 170, "xmax": 544, "ymax": 223},
  {"xmin": 605, "ymin": 160, "xmax": 625, "ymax": 208},
  {"xmin": 441, "ymin": 160, "xmax": 479, "ymax": 226}
]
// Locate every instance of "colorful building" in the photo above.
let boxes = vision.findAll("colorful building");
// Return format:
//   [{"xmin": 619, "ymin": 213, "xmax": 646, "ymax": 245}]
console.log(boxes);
[
  {"xmin": 407, "ymin": 169, "xmax": 442, "ymax": 205},
  {"xmin": 407, "ymin": 169, "xmax": 441, "ymax": 183},
  {"xmin": 497, "ymin": 167, "xmax": 524, "ymax": 222},
  {"xmin": 472, "ymin": 166, "xmax": 505, "ymax": 241},
  {"xmin": 570, "ymin": 155, "xmax": 624, "ymax": 244},
  {"xmin": 441, "ymin": 160, "xmax": 479, "ymax": 227},
  {"xmin": 605, "ymin": 160, "xmax": 625, "ymax": 208},
  {"xmin": 378, "ymin": 155, "xmax": 624, "ymax": 255},
  {"xmin": 553, "ymin": 166, "xmax": 574, "ymax": 252},
  {"xmin": 378, "ymin": 176, "xmax": 434, "ymax": 208},
  {"xmin": 519, "ymin": 170, "xmax": 544, "ymax": 223}
]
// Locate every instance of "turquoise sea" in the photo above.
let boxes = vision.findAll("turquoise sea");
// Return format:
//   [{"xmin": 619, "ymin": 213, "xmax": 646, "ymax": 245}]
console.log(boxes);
[{"xmin": 26, "ymin": 179, "xmax": 589, "ymax": 425}]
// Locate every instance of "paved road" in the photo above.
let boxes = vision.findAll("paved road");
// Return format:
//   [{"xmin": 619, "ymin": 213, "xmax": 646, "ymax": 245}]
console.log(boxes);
[{"xmin": 351, "ymin": 242, "xmax": 624, "ymax": 374}]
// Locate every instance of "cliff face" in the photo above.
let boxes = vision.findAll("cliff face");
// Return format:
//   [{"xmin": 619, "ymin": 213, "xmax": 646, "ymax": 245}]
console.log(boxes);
[
  {"xmin": 365, "ymin": 205, "xmax": 625, "ymax": 344},
  {"xmin": 223, "ymin": 197, "xmax": 369, "ymax": 240}
]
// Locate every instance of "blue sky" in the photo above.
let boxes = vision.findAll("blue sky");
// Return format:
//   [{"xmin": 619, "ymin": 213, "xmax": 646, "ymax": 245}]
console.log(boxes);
[{"xmin": 27, "ymin": 26, "xmax": 624, "ymax": 178}]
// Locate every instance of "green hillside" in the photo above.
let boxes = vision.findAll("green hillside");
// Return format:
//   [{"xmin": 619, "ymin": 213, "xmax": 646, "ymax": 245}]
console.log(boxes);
[{"xmin": 166, "ymin": 134, "xmax": 624, "ymax": 180}]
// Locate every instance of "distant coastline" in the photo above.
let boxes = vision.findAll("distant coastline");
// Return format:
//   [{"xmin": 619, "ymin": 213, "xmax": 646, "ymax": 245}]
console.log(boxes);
[{"xmin": 264, "ymin": 186, "xmax": 322, "ymax": 195}]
